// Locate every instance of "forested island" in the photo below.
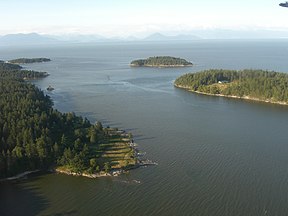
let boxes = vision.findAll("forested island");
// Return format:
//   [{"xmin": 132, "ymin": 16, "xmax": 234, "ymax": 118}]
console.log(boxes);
[
  {"xmin": 8, "ymin": 58, "xmax": 51, "ymax": 64},
  {"xmin": 0, "ymin": 61, "xmax": 141, "ymax": 180},
  {"xmin": 130, "ymin": 56, "xmax": 193, "ymax": 67},
  {"xmin": 174, "ymin": 69, "xmax": 288, "ymax": 105}
]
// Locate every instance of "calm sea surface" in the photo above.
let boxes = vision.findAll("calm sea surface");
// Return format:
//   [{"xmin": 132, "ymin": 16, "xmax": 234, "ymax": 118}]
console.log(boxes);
[{"xmin": 1, "ymin": 40, "xmax": 288, "ymax": 216}]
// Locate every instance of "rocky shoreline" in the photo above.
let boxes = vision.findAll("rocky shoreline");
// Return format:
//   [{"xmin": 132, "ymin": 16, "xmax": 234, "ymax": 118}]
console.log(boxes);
[
  {"xmin": 54, "ymin": 167, "xmax": 124, "ymax": 178},
  {"xmin": 174, "ymin": 84, "xmax": 288, "ymax": 106},
  {"xmin": 54, "ymin": 159, "xmax": 158, "ymax": 179}
]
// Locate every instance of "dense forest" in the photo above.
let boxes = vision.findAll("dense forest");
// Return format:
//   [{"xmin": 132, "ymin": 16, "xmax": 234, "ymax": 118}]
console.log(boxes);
[
  {"xmin": 8, "ymin": 58, "xmax": 51, "ymax": 64},
  {"xmin": 174, "ymin": 69, "xmax": 288, "ymax": 103},
  {"xmin": 130, "ymin": 56, "xmax": 192, "ymax": 67},
  {"xmin": 0, "ymin": 62, "xmax": 135, "ymax": 178}
]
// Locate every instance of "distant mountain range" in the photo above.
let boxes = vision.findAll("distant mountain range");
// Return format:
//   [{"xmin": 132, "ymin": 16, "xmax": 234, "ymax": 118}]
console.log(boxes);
[
  {"xmin": 143, "ymin": 33, "xmax": 201, "ymax": 41},
  {"xmin": 0, "ymin": 33, "xmax": 119, "ymax": 46},
  {"xmin": 0, "ymin": 32, "xmax": 201, "ymax": 46},
  {"xmin": 0, "ymin": 33, "xmax": 60, "ymax": 46},
  {"xmin": 47, "ymin": 34, "xmax": 107, "ymax": 43},
  {"xmin": 1, "ymin": 30, "xmax": 288, "ymax": 46}
]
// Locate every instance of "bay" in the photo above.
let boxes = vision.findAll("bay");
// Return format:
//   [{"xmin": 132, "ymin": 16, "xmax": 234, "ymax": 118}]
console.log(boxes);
[{"xmin": 1, "ymin": 40, "xmax": 288, "ymax": 216}]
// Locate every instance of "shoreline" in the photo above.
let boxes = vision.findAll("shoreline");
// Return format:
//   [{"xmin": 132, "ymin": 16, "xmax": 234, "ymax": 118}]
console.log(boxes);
[
  {"xmin": 174, "ymin": 84, "xmax": 288, "ymax": 106},
  {"xmin": 0, "ymin": 129, "xmax": 157, "ymax": 182},
  {"xmin": 54, "ymin": 159, "xmax": 158, "ymax": 179},
  {"xmin": 54, "ymin": 167, "xmax": 122, "ymax": 178}
]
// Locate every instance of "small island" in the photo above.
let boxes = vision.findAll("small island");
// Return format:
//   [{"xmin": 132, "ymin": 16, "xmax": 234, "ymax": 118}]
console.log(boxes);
[
  {"xmin": 8, "ymin": 58, "xmax": 51, "ymax": 64},
  {"xmin": 47, "ymin": 85, "xmax": 55, "ymax": 91},
  {"xmin": 174, "ymin": 69, "xmax": 288, "ymax": 105},
  {"xmin": 130, "ymin": 56, "xmax": 193, "ymax": 67}
]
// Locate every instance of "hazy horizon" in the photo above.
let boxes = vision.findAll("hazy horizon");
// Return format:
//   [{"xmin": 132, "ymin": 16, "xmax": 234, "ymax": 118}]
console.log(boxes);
[
  {"xmin": 1, "ymin": 0, "xmax": 288, "ymax": 38},
  {"xmin": 2, "ymin": 29, "xmax": 288, "ymax": 43}
]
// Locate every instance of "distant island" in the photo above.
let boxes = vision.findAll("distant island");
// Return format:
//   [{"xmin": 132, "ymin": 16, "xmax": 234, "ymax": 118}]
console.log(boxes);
[
  {"xmin": 130, "ymin": 56, "xmax": 193, "ymax": 67},
  {"xmin": 8, "ymin": 58, "xmax": 51, "ymax": 64},
  {"xmin": 174, "ymin": 69, "xmax": 288, "ymax": 105},
  {"xmin": 0, "ymin": 60, "xmax": 154, "ymax": 180}
]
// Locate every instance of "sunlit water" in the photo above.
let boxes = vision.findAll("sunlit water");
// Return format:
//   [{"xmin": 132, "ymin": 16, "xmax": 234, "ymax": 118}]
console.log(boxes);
[{"xmin": 1, "ymin": 40, "xmax": 288, "ymax": 216}]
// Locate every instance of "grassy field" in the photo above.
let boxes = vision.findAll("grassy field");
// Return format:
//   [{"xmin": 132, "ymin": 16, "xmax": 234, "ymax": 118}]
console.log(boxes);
[{"xmin": 92, "ymin": 130, "xmax": 137, "ymax": 169}]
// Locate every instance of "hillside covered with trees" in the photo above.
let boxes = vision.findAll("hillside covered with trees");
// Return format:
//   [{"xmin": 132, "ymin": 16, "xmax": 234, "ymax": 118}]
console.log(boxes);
[
  {"xmin": 174, "ymin": 69, "xmax": 288, "ymax": 104},
  {"xmin": 0, "ymin": 62, "xmax": 137, "ymax": 178},
  {"xmin": 130, "ymin": 56, "xmax": 192, "ymax": 67},
  {"xmin": 0, "ymin": 62, "xmax": 48, "ymax": 79}
]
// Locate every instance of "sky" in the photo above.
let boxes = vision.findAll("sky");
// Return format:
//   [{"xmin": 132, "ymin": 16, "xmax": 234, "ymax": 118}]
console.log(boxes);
[{"xmin": 0, "ymin": 0, "xmax": 288, "ymax": 37}]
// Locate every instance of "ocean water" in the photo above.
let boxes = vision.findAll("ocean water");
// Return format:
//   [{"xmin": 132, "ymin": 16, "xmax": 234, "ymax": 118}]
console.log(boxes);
[{"xmin": 1, "ymin": 40, "xmax": 288, "ymax": 216}]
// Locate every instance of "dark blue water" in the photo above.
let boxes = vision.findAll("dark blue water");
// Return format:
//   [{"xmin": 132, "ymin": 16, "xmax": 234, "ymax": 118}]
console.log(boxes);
[{"xmin": 1, "ymin": 40, "xmax": 288, "ymax": 216}]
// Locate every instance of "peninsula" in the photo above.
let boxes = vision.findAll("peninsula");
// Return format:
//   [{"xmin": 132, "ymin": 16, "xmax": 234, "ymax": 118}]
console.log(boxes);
[
  {"xmin": 174, "ymin": 69, "xmax": 288, "ymax": 105},
  {"xmin": 0, "ymin": 62, "xmax": 48, "ymax": 79},
  {"xmin": 0, "ymin": 61, "xmax": 151, "ymax": 181},
  {"xmin": 8, "ymin": 58, "xmax": 51, "ymax": 64},
  {"xmin": 130, "ymin": 56, "xmax": 192, "ymax": 67}
]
